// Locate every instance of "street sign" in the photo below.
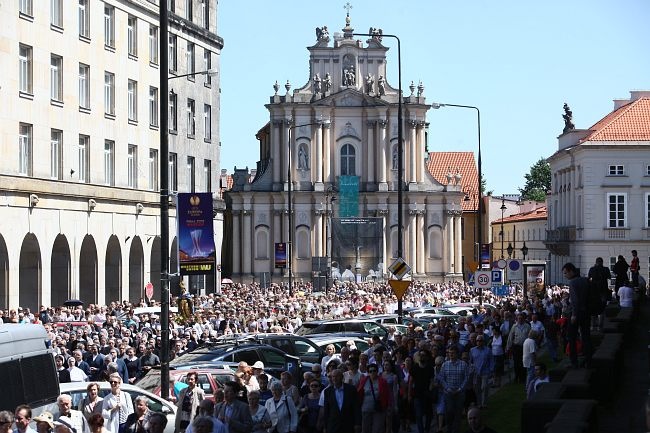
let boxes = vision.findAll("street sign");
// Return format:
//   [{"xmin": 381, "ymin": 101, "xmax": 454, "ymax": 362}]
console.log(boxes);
[
  {"xmin": 507, "ymin": 259, "xmax": 523, "ymax": 281},
  {"xmin": 145, "ymin": 282, "xmax": 154, "ymax": 300},
  {"xmin": 388, "ymin": 279, "xmax": 411, "ymax": 301},
  {"xmin": 476, "ymin": 271, "xmax": 491, "ymax": 289},
  {"xmin": 491, "ymin": 270, "xmax": 503, "ymax": 287},
  {"xmin": 497, "ymin": 259, "xmax": 507, "ymax": 269},
  {"xmin": 388, "ymin": 258, "xmax": 411, "ymax": 280}
]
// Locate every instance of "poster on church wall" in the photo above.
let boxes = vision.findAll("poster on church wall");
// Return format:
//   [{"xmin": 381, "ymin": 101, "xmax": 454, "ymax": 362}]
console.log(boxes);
[
  {"xmin": 177, "ymin": 193, "xmax": 216, "ymax": 275},
  {"xmin": 338, "ymin": 176, "xmax": 359, "ymax": 217},
  {"xmin": 330, "ymin": 217, "xmax": 383, "ymax": 282}
]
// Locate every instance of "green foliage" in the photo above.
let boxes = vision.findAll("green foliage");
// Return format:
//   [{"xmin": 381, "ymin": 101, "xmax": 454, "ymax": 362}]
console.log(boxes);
[{"xmin": 519, "ymin": 158, "xmax": 551, "ymax": 201}]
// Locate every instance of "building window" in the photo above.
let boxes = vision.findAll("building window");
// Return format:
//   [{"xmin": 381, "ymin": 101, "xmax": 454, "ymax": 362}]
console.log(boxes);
[
  {"xmin": 128, "ymin": 144, "xmax": 138, "ymax": 188},
  {"xmin": 50, "ymin": 54, "xmax": 63, "ymax": 102},
  {"xmin": 51, "ymin": 0, "xmax": 63, "ymax": 27},
  {"xmin": 51, "ymin": 129, "xmax": 63, "ymax": 180},
  {"xmin": 169, "ymin": 152, "xmax": 178, "ymax": 193},
  {"xmin": 104, "ymin": 140, "xmax": 115, "ymax": 186},
  {"xmin": 203, "ymin": 104, "xmax": 211, "ymax": 140},
  {"xmin": 128, "ymin": 80, "xmax": 138, "ymax": 121},
  {"xmin": 78, "ymin": 135, "xmax": 89, "ymax": 182},
  {"xmin": 128, "ymin": 15, "xmax": 138, "ymax": 57},
  {"xmin": 187, "ymin": 157, "xmax": 195, "ymax": 192},
  {"xmin": 104, "ymin": 71, "xmax": 115, "ymax": 115},
  {"xmin": 104, "ymin": 5, "xmax": 115, "ymax": 48},
  {"xmin": 19, "ymin": 44, "xmax": 33, "ymax": 94},
  {"xmin": 187, "ymin": 99, "xmax": 195, "ymax": 137},
  {"xmin": 18, "ymin": 123, "xmax": 32, "ymax": 176},
  {"xmin": 79, "ymin": 63, "xmax": 90, "ymax": 109},
  {"xmin": 204, "ymin": 49, "xmax": 212, "ymax": 86},
  {"xmin": 169, "ymin": 91, "xmax": 178, "ymax": 131},
  {"xmin": 607, "ymin": 193, "xmax": 626, "ymax": 228},
  {"xmin": 340, "ymin": 144, "xmax": 356, "ymax": 176},
  {"xmin": 149, "ymin": 25, "xmax": 159, "ymax": 64},
  {"xmin": 20, "ymin": 0, "xmax": 33, "ymax": 16},
  {"xmin": 608, "ymin": 165, "xmax": 624, "ymax": 176},
  {"xmin": 149, "ymin": 149, "xmax": 158, "ymax": 191},
  {"xmin": 646, "ymin": 193, "xmax": 650, "ymax": 228},
  {"xmin": 168, "ymin": 0, "xmax": 175, "ymax": 13},
  {"xmin": 185, "ymin": 0, "xmax": 193, "ymax": 20},
  {"xmin": 78, "ymin": 0, "xmax": 89, "ymax": 38},
  {"xmin": 149, "ymin": 86, "xmax": 159, "ymax": 127},
  {"xmin": 201, "ymin": 0, "xmax": 209, "ymax": 29},
  {"xmin": 203, "ymin": 160, "xmax": 211, "ymax": 192},
  {"xmin": 168, "ymin": 34, "xmax": 177, "ymax": 72},
  {"xmin": 187, "ymin": 42, "xmax": 195, "ymax": 80}
]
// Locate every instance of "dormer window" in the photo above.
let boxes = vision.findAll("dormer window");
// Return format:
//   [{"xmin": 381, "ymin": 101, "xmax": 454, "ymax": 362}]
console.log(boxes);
[{"xmin": 608, "ymin": 165, "xmax": 624, "ymax": 176}]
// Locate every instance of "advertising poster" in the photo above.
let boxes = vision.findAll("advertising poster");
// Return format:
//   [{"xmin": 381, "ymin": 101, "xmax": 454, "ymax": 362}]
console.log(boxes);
[
  {"xmin": 331, "ymin": 217, "xmax": 383, "ymax": 281},
  {"xmin": 524, "ymin": 264, "xmax": 546, "ymax": 298},
  {"xmin": 480, "ymin": 244, "xmax": 491, "ymax": 268},
  {"xmin": 177, "ymin": 193, "xmax": 216, "ymax": 275},
  {"xmin": 275, "ymin": 243, "xmax": 287, "ymax": 269}
]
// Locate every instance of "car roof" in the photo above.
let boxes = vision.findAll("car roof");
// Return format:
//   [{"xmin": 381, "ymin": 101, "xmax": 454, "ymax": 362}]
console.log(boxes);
[
  {"xmin": 59, "ymin": 381, "xmax": 175, "ymax": 406},
  {"xmin": 300, "ymin": 318, "xmax": 386, "ymax": 325}
]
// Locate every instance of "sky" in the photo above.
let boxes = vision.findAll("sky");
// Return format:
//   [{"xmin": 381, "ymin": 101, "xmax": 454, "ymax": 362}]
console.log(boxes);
[{"xmin": 217, "ymin": 0, "xmax": 650, "ymax": 195}]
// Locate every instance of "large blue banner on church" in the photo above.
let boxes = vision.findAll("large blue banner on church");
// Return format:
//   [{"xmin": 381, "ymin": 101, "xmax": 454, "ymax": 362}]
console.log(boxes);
[{"xmin": 338, "ymin": 175, "xmax": 359, "ymax": 217}]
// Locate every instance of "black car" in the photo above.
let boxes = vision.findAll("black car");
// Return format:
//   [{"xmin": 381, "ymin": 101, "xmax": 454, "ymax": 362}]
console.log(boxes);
[
  {"xmin": 170, "ymin": 342, "xmax": 303, "ymax": 383},
  {"xmin": 212, "ymin": 333, "xmax": 324, "ymax": 365},
  {"xmin": 295, "ymin": 319, "xmax": 389, "ymax": 340}
]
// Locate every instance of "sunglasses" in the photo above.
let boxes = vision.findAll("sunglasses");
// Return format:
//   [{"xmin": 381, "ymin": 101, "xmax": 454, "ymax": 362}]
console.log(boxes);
[
  {"xmin": 368, "ymin": 369, "xmax": 378, "ymax": 373},
  {"xmin": 109, "ymin": 381, "xmax": 119, "ymax": 385}
]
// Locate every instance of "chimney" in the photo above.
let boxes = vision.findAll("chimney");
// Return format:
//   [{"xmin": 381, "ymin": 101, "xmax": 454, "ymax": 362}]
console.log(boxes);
[{"xmin": 613, "ymin": 90, "xmax": 650, "ymax": 110}]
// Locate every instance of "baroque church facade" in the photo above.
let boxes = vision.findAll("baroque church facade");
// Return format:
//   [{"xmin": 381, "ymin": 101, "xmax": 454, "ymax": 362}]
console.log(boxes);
[{"xmin": 224, "ymin": 16, "xmax": 464, "ymax": 284}]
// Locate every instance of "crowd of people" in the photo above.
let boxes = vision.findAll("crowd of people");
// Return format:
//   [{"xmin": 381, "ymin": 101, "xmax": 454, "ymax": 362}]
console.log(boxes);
[{"xmin": 0, "ymin": 252, "xmax": 642, "ymax": 433}]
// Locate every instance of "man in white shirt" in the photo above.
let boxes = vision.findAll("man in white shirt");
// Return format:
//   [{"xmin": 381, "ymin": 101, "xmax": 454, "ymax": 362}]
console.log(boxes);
[
  {"xmin": 618, "ymin": 283, "xmax": 635, "ymax": 308},
  {"xmin": 522, "ymin": 330, "xmax": 538, "ymax": 390}
]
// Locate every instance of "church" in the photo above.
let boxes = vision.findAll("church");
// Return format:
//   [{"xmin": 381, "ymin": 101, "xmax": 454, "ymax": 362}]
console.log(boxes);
[{"xmin": 223, "ymin": 14, "xmax": 465, "ymax": 285}]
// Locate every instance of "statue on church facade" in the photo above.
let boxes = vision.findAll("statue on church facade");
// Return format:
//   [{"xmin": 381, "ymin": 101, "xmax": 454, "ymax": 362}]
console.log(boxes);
[
  {"xmin": 365, "ymin": 73, "xmax": 374, "ymax": 94},
  {"xmin": 323, "ymin": 73, "xmax": 332, "ymax": 92},
  {"xmin": 368, "ymin": 27, "xmax": 383, "ymax": 43},
  {"xmin": 562, "ymin": 102, "xmax": 575, "ymax": 133},
  {"xmin": 298, "ymin": 145, "xmax": 309, "ymax": 170},
  {"xmin": 313, "ymin": 73, "xmax": 322, "ymax": 93},
  {"xmin": 378, "ymin": 75, "xmax": 386, "ymax": 96},
  {"xmin": 343, "ymin": 66, "xmax": 356, "ymax": 86},
  {"xmin": 315, "ymin": 26, "xmax": 330, "ymax": 43}
]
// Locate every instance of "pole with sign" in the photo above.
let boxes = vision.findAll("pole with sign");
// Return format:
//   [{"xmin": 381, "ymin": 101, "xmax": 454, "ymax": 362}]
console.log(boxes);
[{"xmin": 388, "ymin": 258, "xmax": 411, "ymax": 324}]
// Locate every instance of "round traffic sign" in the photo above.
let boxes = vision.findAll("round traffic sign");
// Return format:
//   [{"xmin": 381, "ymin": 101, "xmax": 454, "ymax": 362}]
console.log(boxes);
[
  {"xmin": 145, "ymin": 282, "xmax": 154, "ymax": 299},
  {"xmin": 497, "ymin": 259, "xmax": 507, "ymax": 269},
  {"xmin": 477, "ymin": 274, "xmax": 490, "ymax": 286}
]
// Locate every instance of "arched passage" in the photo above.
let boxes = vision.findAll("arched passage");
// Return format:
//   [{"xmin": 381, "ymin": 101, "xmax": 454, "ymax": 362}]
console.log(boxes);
[
  {"xmin": 128, "ymin": 236, "xmax": 144, "ymax": 304},
  {"xmin": 149, "ymin": 237, "xmax": 161, "ymax": 302},
  {"xmin": 0, "ymin": 235, "xmax": 9, "ymax": 310},
  {"xmin": 51, "ymin": 235, "xmax": 71, "ymax": 307},
  {"xmin": 79, "ymin": 235, "xmax": 97, "ymax": 304},
  {"xmin": 105, "ymin": 235, "xmax": 121, "ymax": 303},
  {"xmin": 19, "ymin": 233, "xmax": 41, "ymax": 310}
]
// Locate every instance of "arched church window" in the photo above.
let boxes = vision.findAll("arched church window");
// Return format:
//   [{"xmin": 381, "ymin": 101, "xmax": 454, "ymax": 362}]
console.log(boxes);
[
  {"xmin": 296, "ymin": 228, "xmax": 309, "ymax": 258},
  {"xmin": 341, "ymin": 144, "xmax": 356, "ymax": 176},
  {"xmin": 255, "ymin": 229, "xmax": 269, "ymax": 259}
]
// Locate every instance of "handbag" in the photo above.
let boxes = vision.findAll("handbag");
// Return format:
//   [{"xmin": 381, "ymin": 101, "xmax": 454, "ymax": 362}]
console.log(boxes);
[{"xmin": 369, "ymin": 378, "xmax": 382, "ymax": 412}]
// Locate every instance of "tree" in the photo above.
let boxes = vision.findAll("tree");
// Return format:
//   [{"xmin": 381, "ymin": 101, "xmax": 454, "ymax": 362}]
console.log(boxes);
[{"xmin": 519, "ymin": 158, "xmax": 551, "ymax": 202}]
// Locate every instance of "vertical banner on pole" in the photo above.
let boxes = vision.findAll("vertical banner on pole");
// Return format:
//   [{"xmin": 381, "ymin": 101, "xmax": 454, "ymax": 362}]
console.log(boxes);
[
  {"xmin": 275, "ymin": 243, "xmax": 287, "ymax": 269},
  {"xmin": 177, "ymin": 193, "xmax": 216, "ymax": 275}
]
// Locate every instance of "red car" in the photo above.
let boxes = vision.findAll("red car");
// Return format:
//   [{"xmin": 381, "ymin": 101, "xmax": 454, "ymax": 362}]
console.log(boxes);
[{"xmin": 137, "ymin": 367, "xmax": 236, "ymax": 401}]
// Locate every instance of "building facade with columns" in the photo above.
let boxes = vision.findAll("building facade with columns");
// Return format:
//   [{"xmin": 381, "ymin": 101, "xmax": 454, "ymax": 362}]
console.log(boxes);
[{"xmin": 223, "ymin": 16, "xmax": 464, "ymax": 284}]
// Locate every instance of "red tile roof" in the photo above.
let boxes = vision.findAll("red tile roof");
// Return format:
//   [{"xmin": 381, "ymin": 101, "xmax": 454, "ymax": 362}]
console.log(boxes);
[
  {"xmin": 581, "ymin": 97, "xmax": 650, "ymax": 142},
  {"xmin": 427, "ymin": 152, "xmax": 478, "ymax": 211},
  {"xmin": 492, "ymin": 206, "xmax": 547, "ymax": 225}
]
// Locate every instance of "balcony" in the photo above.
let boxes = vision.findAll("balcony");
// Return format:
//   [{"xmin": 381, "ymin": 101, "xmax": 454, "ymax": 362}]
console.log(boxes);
[{"xmin": 545, "ymin": 226, "xmax": 576, "ymax": 243}]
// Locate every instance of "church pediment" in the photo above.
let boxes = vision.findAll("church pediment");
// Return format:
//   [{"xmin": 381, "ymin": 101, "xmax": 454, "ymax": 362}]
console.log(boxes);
[{"xmin": 312, "ymin": 88, "xmax": 390, "ymax": 108}]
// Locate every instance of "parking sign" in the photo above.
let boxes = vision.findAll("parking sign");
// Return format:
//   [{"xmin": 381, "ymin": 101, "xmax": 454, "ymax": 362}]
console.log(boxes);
[{"xmin": 491, "ymin": 270, "xmax": 503, "ymax": 287}]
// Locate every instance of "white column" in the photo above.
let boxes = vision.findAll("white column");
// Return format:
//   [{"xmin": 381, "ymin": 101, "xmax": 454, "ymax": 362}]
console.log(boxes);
[
  {"xmin": 314, "ymin": 211, "xmax": 323, "ymax": 257},
  {"xmin": 323, "ymin": 122, "xmax": 332, "ymax": 183},
  {"xmin": 232, "ymin": 211, "xmax": 241, "ymax": 275},
  {"xmin": 408, "ymin": 120, "xmax": 417, "ymax": 184},
  {"xmin": 417, "ymin": 211, "xmax": 425, "ymax": 274},
  {"xmin": 379, "ymin": 210, "xmax": 388, "ymax": 276},
  {"xmin": 366, "ymin": 121, "xmax": 375, "ymax": 184},
  {"xmin": 284, "ymin": 120, "xmax": 292, "ymax": 190},
  {"xmin": 378, "ymin": 120, "xmax": 388, "ymax": 187},
  {"xmin": 315, "ymin": 123, "xmax": 323, "ymax": 184},
  {"xmin": 454, "ymin": 215, "xmax": 462, "ymax": 274},
  {"xmin": 447, "ymin": 212, "xmax": 455, "ymax": 274},
  {"xmin": 408, "ymin": 211, "xmax": 417, "ymax": 270},
  {"xmin": 416, "ymin": 122, "xmax": 426, "ymax": 182},
  {"xmin": 242, "ymin": 211, "xmax": 252, "ymax": 275},
  {"xmin": 272, "ymin": 121, "xmax": 282, "ymax": 185}
]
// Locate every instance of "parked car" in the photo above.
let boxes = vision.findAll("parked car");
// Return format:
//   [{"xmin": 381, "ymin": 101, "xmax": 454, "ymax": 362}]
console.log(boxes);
[
  {"xmin": 295, "ymin": 319, "xmax": 389, "ymax": 340},
  {"xmin": 170, "ymin": 342, "xmax": 303, "ymax": 383},
  {"xmin": 306, "ymin": 335, "xmax": 371, "ymax": 353},
  {"xmin": 412, "ymin": 314, "xmax": 460, "ymax": 328},
  {"xmin": 441, "ymin": 302, "xmax": 498, "ymax": 317},
  {"xmin": 404, "ymin": 306, "xmax": 457, "ymax": 316},
  {"xmin": 213, "ymin": 333, "xmax": 324, "ymax": 365},
  {"xmin": 32, "ymin": 382, "xmax": 176, "ymax": 433},
  {"xmin": 138, "ymin": 366, "xmax": 236, "ymax": 401}
]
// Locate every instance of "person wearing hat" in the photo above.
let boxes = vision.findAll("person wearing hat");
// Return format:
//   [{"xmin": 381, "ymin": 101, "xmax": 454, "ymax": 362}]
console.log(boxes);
[
  {"xmin": 33, "ymin": 412, "xmax": 54, "ymax": 433},
  {"xmin": 251, "ymin": 361, "xmax": 273, "ymax": 386}
]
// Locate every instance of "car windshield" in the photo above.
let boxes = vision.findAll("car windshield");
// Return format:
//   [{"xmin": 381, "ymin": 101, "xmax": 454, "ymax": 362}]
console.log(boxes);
[
  {"xmin": 295, "ymin": 323, "xmax": 320, "ymax": 336},
  {"xmin": 137, "ymin": 370, "xmax": 161, "ymax": 392}
]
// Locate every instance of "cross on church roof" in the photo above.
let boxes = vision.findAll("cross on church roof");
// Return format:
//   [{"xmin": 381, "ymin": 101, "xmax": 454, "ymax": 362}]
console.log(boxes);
[{"xmin": 343, "ymin": 2, "xmax": 353, "ymax": 15}]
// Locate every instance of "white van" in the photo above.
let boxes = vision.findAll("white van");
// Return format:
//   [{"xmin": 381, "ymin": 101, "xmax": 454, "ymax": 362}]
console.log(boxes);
[{"xmin": 0, "ymin": 324, "xmax": 59, "ymax": 411}]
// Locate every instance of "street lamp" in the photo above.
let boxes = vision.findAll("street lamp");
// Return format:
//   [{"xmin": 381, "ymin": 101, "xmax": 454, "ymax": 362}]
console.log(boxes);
[
  {"xmin": 168, "ymin": 68, "xmax": 218, "ymax": 80},
  {"xmin": 521, "ymin": 241, "xmax": 529, "ymax": 261},
  {"xmin": 432, "ymin": 103, "xmax": 482, "ymax": 304},
  {"xmin": 507, "ymin": 242, "xmax": 514, "ymax": 258},
  {"xmin": 500, "ymin": 199, "xmax": 506, "ymax": 259}
]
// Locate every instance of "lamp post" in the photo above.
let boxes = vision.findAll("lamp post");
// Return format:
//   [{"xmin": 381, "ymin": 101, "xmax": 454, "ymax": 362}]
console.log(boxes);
[
  {"xmin": 500, "ymin": 199, "xmax": 506, "ymax": 259},
  {"xmin": 521, "ymin": 241, "xmax": 529, "ymax": 261},
  {"xmin": 432, "ymin": 103, "xmax": 482, "ymax": 304},
  {"xmin": 507, "ymin": 242, "xmax": 514, "ymax": 258},
  {"xmin": 463, "ymin": 186, "xmax": 479, "ymax": 279},
  {"xmin": 325, "ymin": 186, "xmax": 337, "ymax": 294}
]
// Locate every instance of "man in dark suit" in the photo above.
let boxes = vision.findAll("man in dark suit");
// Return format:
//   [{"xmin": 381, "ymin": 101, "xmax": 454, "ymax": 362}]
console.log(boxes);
[
  {"xmin": 214, "ymin": 382, "xmax": 253, "ymax": 433},
  {"xmin": 320, "ymin": 369, "xmax": 361, "ymax": 433},
  {"xmin": 85, "ymin": 343, "xmax": 105, "ymax": 381}
]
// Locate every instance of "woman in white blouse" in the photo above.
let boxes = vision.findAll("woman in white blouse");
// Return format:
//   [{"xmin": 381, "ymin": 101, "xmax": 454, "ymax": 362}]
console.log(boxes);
[{"xmin": 102, "ymin": 373, "xmax": 134, "ymax": 433}]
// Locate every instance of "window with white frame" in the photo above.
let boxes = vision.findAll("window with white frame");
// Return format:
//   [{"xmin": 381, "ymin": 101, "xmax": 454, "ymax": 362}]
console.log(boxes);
[
  {"xmin": 78, "ymin": 134, "xmax": 89, "ymax": 182},
  {"xmin": 18, "ymin": 123, "xmax": 32, "ymax": 176},
  {"xmin": 340, "ymin": 143, "xmax": 356, "ymax": 176},
  {"xmin": 201, "ymin": 0, "xmax": 209, "ymax": 29},
  {"xmin": 187, "ymin": 99, "xmax": 195, "ymax": 136},
  {"xmin": 169, "ymin": 152, "xmax": 178, "ymax": 192},
  {"xmin": 646, "ymin": 192, "xmax": 650, "ymax": 228},
  {"xmin": 203, "ymin": 160, "xmax": 211, "ymax": 192},
  {"xmin": 149, "ymin": 149, "xmax": 158, "ymax": 191},
  {"xmin": 204, "ymin": 49, "xmax": 212, "ymax": 86},
  {"xmin": 169, "ymin": 34, "xmax": 177, "ymax": 72},
  {"xmin": 168, "ymin": 0, "xmax": 175, "ymax": 13},
  {"xmin": 51, "ymin": 0, "xmax": 63, "ymax": 27},
  {"xmin": 104, "ymin": 5, "xmax": 115, "ymax": 48},
  {"xmin": 20, "ymin": 0, "xmax": 33, "ymax": 16},
  {"xmin": 104, "ymin": 71, "xmax": 115, "ymax": 115},
  {"xmin": 127, "ymin": 144, "xmax": 138, "ymax": 188},
  {"xmin": 169, "ymin": 91, "xmax": 178, "ymax": 131},
  {"xmin": 78, "ymin": 0, "xmax": 89, "ymax": 38},
  {"xmin": 185, "ymin": 0, "xmax": 193, "ymax": 20},
  {"xmin": 19, "ymin": 44, "xmax": 33, "ymax": 94},
  {"xmin": 79, "ymin": 63, "xmax": 90, "ymax": 109},
  {"xmin": 128, "ymin": 15, "xmax": 138, "ymax": 56},
  {"xmin": 607, "ymin": 193, "xmax": 626, "ymax": 228},
  {"xmin": 187, "ymin": 42, "xmax": 195, "ymax": 79},
  {"xmin": 51, "ymin": 129, "xmax": 62, "ymax": 179},
  {"xmin": 128, "ymin": 80, "xmax": 138, "ymax": 121},
  {"xmin": 608, "ymin": 165, "xmax": 624, "ymax": 176},
  {"xmin": 203, "ymin": 104, "xmax": 211, "ymax": 140},
  {"xmin": 104, "ymin": 140, "xmax": 115, "ymax": 185},
  {"xmin": 149, "ymin": 25, "xmax": 159, "ymax": 64},
  {"xmin": 187, "ymin": 156, "xmax": 195, "ymax": 192},
  {"xmin": 50, "ymin": 54, "xmax": 63, "ymax": 101},
  {"xmin": 149, "ymin": 86, "xmax": 159, "ymax": 126}
]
